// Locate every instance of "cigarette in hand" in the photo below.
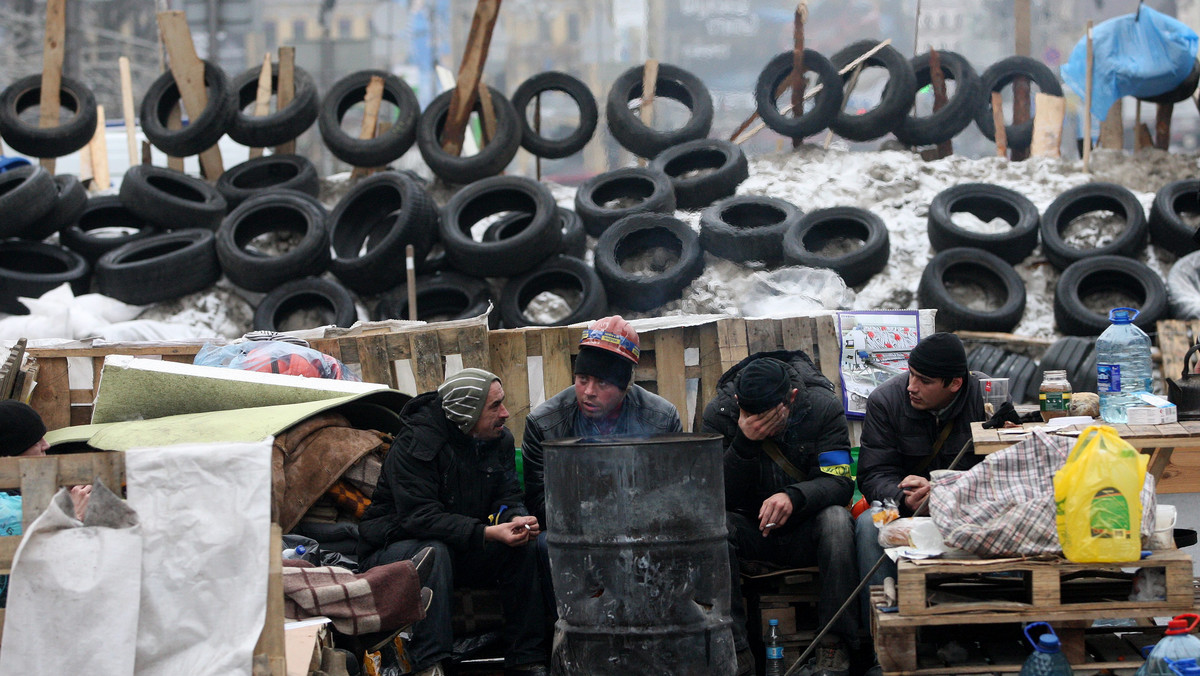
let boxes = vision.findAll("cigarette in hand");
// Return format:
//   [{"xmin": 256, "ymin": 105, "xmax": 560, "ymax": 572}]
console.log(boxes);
[{"xmin": 524, "ymin": 524, "xmax": 532, "ymax": 531}]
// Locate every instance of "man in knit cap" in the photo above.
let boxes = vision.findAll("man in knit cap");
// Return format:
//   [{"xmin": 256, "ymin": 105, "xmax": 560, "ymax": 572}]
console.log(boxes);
[{"xmin": 358, "ymin": 368, "xmax": 547, "ymax": 676}]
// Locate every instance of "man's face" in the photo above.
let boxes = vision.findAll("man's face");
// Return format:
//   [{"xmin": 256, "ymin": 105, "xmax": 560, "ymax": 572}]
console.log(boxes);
[
  {"xmin": 19, "ymin": 438, "xmax": 48, "ymax": 457},
  {"xmin": 906, "ymin": 367, "xmax": 962, "ymax": 411},
  {"xmin": 574, "ymin": 374, "xmax": 626, "ymax": 420},
  {"xmin": 469, "ymin": 381, "xmax": 509, "ymax": 440}
]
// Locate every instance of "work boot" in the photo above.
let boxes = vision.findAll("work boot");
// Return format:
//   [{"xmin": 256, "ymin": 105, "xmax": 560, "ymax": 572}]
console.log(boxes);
[
  {"xmin": 811, "ymin": 637, "xmax": 850, "ymax": 676},
  {"xmin": 735, "ymin": 646, "xmax": 755, "ymax": 675}
]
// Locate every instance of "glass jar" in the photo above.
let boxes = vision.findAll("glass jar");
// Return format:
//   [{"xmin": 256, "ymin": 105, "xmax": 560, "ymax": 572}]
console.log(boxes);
[{"xmin": 1039, "ymin": 370, "xmax": 1073, "ymax": 422}]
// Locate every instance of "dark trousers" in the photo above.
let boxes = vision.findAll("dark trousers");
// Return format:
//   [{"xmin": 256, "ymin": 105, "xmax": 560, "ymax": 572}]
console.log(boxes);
[
  {"xmin": 726, "ymin": 505, "xmax": 860, "ymax": 650},
  {"xmin": 361, "ymin": 538, "xmax": 547, "ymax": 671}
]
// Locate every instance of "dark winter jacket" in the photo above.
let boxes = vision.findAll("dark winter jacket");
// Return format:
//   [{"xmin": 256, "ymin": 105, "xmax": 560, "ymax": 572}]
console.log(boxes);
[
  {"xmin": 701, "ymin": 350, "xmax": 854, "ymax": 528},
  {"xmin": 357, "ymin": 391, "xmax": 527, "ymax": 559},
  {"xmin": 521, "ymin": 384, "xmax": 683, "ymax": 527},
  {"xmin": 857, "ymin": 371, "xmax": 996, "ymax": 516}
]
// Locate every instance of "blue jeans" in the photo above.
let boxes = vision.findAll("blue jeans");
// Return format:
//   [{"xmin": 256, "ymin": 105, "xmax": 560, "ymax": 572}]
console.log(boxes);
[{"xmin": 855, "ymin": 509, "xmax": 897, "ymax": 633}]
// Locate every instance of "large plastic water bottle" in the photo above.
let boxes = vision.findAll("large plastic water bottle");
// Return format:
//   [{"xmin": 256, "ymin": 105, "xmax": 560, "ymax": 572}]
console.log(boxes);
[
  {"xmin": 1096, "ymin": 307, "xmax": 1153, "ymax": 423},
  {"xmin": 1136, "ymin": 613, "xmax": 1200, "ymax": 676},
  {"xmin": 1020, "ymin": 623, "xmax": 1073, "ymax": 676},
  {"xmin": 764, "ymin": 618, "xmax": 785, "ymax": 676}
]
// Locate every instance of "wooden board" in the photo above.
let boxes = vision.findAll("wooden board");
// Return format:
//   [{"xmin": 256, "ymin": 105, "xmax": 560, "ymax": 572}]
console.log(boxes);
[
  {"xmin": 1030, "ymin": 93, "xmax": 1065, "ymax": 158},
  {"xmin": 39, "ymin": 0, "xmax": 66, "ymax": 173},
  {"xmin": 654, "ymin": 328, "xmax": 689, "ymax": 432},
  {"xmin": 440, "ymin": 0, "xmax": 501, "ymax": 156},
  {"xmin": 409, "ymin": 330, "xmax": 443, "ymax": 394},
  {"xmin": 540, "ymin": 327, "xmax": 574, "ymax": 407},
  {"xmin": 489, "ymin": 331, "xmax": 530, "ymax": 443},
  {"xmin": 274, "ymin": 47, "xmax": 296, "ymax": 155},
  {"xmin": 157, "ymin": 11, "xmax": 223, "ymax": 178},
  {"xmin": 247, "ymin": 54, "xmax": 273, "ymax": 159}
]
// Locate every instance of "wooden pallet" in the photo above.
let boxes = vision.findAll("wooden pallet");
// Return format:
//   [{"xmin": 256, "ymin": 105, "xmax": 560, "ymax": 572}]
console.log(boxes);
[{"xmin": 897, "ymin": 550, "xmax": 1194, "ymax": 616}]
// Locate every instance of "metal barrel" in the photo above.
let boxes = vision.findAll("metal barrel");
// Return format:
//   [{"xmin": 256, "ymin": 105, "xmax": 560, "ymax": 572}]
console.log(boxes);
[{"xmin": 544, "ymin": 433, "xmax": 735, "ymax": 675}]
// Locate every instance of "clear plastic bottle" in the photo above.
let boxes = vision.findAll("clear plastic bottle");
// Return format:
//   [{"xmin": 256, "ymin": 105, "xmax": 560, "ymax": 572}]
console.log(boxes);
[
  {"xmin": 282, "ymin": 544, "xmax": 307, "ymax": 560},
  {"xmin": 1020, "ymin": 623, "xmax": 1073, "ymax": 676},
  {"xmin": 1096, "ymin": 307, "xmax": 1153, "ymax": 423},
  {"xmin": 1135, "ymin": 613, "xmax": 1200, "ymax": 676},
  {"xmin": 764, "ymin": 618, "xmax": 784, "ymax": 676}
]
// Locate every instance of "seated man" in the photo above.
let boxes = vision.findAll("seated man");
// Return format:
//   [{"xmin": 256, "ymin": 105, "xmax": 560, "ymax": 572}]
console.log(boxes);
[
  {"xmin": 357, "ymin": 369, "xmax": 547, "ymax": 676},
  {"xmin": 702, "ymin": 352, "xmax": 858, "ymax": 676}
]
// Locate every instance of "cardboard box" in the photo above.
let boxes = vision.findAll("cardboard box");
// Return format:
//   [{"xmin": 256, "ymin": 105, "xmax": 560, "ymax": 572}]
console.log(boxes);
[{"xmin": 1126, "ymin": 392, "xmax": 1178, "ymax": 425}]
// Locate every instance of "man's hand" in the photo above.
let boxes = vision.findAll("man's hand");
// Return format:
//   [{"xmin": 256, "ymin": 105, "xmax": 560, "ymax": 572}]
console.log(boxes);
[
  {"xmin": 484, "ymin": 515, "xmax": 539, "ymax": 547},
  {"xmin": 758, "ymin": 492, "xmax": 792, "ymax": 536},
  {"xmin": 69, "ymin": 485, "xmax": 92, "ymax": 521},
  {"xmin": 899, "ymin": 475, "xmax": 930, "ymax": 513},
  {"xmin": 737, "ymin": 402, "xmax": 788, "ymax": 441}
]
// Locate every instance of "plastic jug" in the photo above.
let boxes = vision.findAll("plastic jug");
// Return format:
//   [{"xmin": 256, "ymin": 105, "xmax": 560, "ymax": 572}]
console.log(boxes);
[
  {"xmin": 1137, "ymin": 614, "xmax": 1200, "ymax": 676},
  {"xmin": 1096, "ymin": 307, "xmax": 1153, "ymax": 423},
  {"xmin": 1020, "ymin": 623, "xmax": 1073, "ymax": 676}
]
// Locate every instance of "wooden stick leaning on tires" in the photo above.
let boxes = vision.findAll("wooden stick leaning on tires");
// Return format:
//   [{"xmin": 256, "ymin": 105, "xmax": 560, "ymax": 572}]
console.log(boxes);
[
  {"xmin": 157, "ymin": 10, "xmax": 223, "ymax": 178},
  {"xmin": 637, "ymin": 59, "xmax": 657, "ymax": 166},
  {"xmin": 39, "ymin": 0, "xmax": 66, "ymax": 173},
  {"xmin": 248, "ymin": 54, "xmax": 273, "ymax": 160},
  {"xmin": 274, "ymin": 47, "xmax": 296, "ymax": 155},
  {"xmin": 441, "ymin": 0, "xmax": 501, "ymax": 157},
  {"xmin": 349, "ymin": 76, "xmax": 384, "ymax": 179}
]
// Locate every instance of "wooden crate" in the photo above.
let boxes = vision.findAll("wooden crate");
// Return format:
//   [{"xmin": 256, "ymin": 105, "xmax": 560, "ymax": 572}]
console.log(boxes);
[{"xmin": 897, "ymin": 550, "xmax": 1194, "ymax": 616}]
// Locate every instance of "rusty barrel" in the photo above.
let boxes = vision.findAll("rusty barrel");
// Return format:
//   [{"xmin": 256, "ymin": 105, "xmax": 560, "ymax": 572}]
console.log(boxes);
[{"xmin": 544, "ymin": 433, "xmax": 735, "ymax": 675}]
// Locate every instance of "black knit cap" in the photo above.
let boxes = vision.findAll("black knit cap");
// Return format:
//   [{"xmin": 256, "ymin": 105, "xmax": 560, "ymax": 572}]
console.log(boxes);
[
  {"xmin": 736, "ymin": 358, "xmax": 791, "ymax": 414},
  {"xmin": 906, "ymin": 332, "xmax": 968, "ymax": 380},
  {"xmin": 575, "ymin": 346, "xmax": 634, "ymax": 389},
  {"xmin": 0, "ymin": 400, "xmax": 47, "ymax": 457}
]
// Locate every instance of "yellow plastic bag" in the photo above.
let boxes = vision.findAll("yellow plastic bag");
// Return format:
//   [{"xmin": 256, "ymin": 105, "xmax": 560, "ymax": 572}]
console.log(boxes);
[{"xmin": 1053, "ymin": 425, "xmax": 1148, "ymax": 562}]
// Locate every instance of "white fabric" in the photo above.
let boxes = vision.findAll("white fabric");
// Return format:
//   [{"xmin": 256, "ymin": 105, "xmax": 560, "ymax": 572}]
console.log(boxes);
[
  {"xmin": 126, "ymin": 440, "xmax": 272, "ymax": 676},
  {"xmin": 0, "ymin": 480, "xmax": 142, "ymax": 675}
]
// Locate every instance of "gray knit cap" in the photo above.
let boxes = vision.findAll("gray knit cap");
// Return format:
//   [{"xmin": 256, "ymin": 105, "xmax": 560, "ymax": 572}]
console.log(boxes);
[{"xmin": 438, "ymin": 368, "xmax": 500, "ymax": 433}]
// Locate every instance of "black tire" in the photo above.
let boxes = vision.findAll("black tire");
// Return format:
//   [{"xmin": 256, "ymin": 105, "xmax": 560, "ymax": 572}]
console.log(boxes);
[
  {"xmin": 593, "ymin": 212, "xmax": 704, "ymax": 312},
  {"xmin": 1036, "ymin": 336, "xmax": 1098, "ymax": 398},
  {"xmin": 329, "ymin": 171, "xmax": 439, "ymax": 294},
  {"xmin": 754, "ymin": 49, "xmax": 844, "ymax": 139},
  {"xmin": 992, "ymin": 351, "xmax": 1038, "ymax": 405},
  {"xmin": 894, "ymin": 51, "xmax": 981, "ymax": 148},
  {"xmin": 973, "ymin": 56, "xmax": 1063, "ymax": 150},
  {"xmin": 1040, "ymin": 182, "xmax": 1147, "ymax": 271},
  {"xmin": 215, "ymin": 190, "xmax": 331, "ymax": 293},
  {"xmin": 416, "ymin": 86, "xmax": 521, "ymax": 185},
  {"xmin": 918, "ymin": 247, "xmax": 1026, "ymax": 332},
  {"xmin": 511, "ymin": 71, "xmax": 598, "ymax": 159},
  {"xmin": 59, "ymin": 195, "xmax": 160, "ymax": 264},
  {"xmin": 1054, "ymin": 255, "xmax": 1167, "ymax": 336},
  {"xmin": 215, "ymin": 154, "xmax": 320, "ymax": 210},
  {"xmin": 482, "ymin": 206, "xmax": 587, "ymax": 260},
  {"xmin": 927, "ymin": 183, "xmax": 1040, "ymax": 264},
  {"xmin": 700, "ymin": 195, "xmax": 801, "ymax": 265},
  {"xmin": 829, "ymin": 40, "xmax": 917, "ymax": 142},
  {"xmin": 499, "ymin": 255, "xmax": 608, "ymax": 328},
  {"xmin": 373, "ymin": 271, "xmax": 497, "ymax": 328},
  {"xmin": 0, "ymin": 74, "xmax": 98, "ymax": 157},
  {"xmin": 95, "ymin": 229, "xmax": 220, "ymax": 305},
  {"xmin": 1168, "ymin": 250, "xmax": 1200, "ymax": 319},
  {"xmin": 606, "ymin": 62, "xmax": 713, "ymax": 158},
  {"xmin": 318, "ymin": 70, "xmax": 420, "ymax": 167},
  {"xmin": 140, "ymin": 60, "xmax": 236, "ymax": 157},
  {"xmin": 967, "ymin": 344, "xmax": 1006, "ymax": 376},
  {"xmin": 573, "ymin": 167, "xmax": 676, "ymax": 238},
  {"xmin": 439, "ymin": 176, "xmax": 560, "ymax": 278},
  {"xmin": 0, "ymin": 165, "xmax": 58, "ymax": 238},
  {"xmin": 781, "ymin": 206, "xmax": 890, "ymax": 287},
  {"xmin": 254, "ymin": 277, "xmax": 358, "ymax": 331},
  {"xmin": 1149, "ymin": 179, "xmax": 1200, "ymax": 256},
  {"xmin": 22, "ymin": 174, "xmax": 87, "ymax": 241},
  {"xmin": 1138, "ymin": 59, "xmax": 1200, "ymax": 104},
  {"xmin": 0, "ymin": 240, "xmax": 90, "ymax": 314},
  {"xmin": 649, "ymin": 138, "xmax": 748, "ymax": 210},
  {"xmin": 228, "ymin": 63, "xmax": 319, "ymax": 147},
  {"xmin": 119, "ymin": 165, "xmax": 228, "ymax": 231}
]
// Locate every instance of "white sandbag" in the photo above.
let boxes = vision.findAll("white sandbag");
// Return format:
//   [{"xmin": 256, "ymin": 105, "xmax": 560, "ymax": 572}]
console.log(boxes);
[{"xmin": 0, "ymin": 479, "xmax": 142, "ymax": 675}]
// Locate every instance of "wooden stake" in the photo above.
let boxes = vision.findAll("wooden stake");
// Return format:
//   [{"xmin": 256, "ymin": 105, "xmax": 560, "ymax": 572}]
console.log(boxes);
[
  {"xmin": 157, "ymin": 10, "xmax": 223, "ymax": 179},
  {"xmin": 90, "ymin": 105, "xmax": 110, "ymax": 190},
  {"xmin": 1083, "ymin": 21, "xmax": 1093, "ymax": 171},
  {"xmin": 824, "ymin": 62, "xmax": 863, "ymax": 149},
  {"xmin": 141, "ymin": 140, "xmax": 154, "ymax": 165},
  {"xmin": 165, "ymin": 104, "xmax": 185, "ymax": 171},
  {"xmin": 477, "ymin": 80, "xmax": 498, "ymax": 145},
  {"xmin": 638, "ymin": 59, "xmax": 657, "ymax": 165},
  {"xmin": 1136, "ymin": 122, "xmax": 1155, "ymax": 150},
  {"xmin": 119, "ymin": 57, "xmax": 139, "ymax": 168},
  {"xmin": 441, "ymin": 0, "xmax": 502, "ymax": 156},
  {"xmin": 1099, "ymin": 99, "xmax": 1123, "ymax": 149},
  {"xmin": 534, "ymin": 94, "xmax": 541, "ymax": 181},
  {"xmin": 1030, "ymin": 93, "xmax": 1065, "ymax": 158},
  {"xmin": 406, "ymin": 244, "xmax": 417, "ymax": 322},
  {"xmin": 349, "ymin": 75, "xmax": 384, "ymax": 179},
  {"xmin": 1155, "ymin": 102, "xmax": 1173, "ymax": 150},
  {"xmin": 39, "ymin": 0, "xmax": 66, "ymax": 173},
  {"xmin": 791, "ymin": 2, "xmax": 807, "ymax": 149},
  {"xmin": 991, "ymin": 92, "xmax": 1007, "ymax": 157},
  {"xmin": 928, "ymin": 48, "xmax": 953, "ymax": 158},
  {"xmin": 1011, "ymin": 0, "xmax": 1032, "ymax": 161},
  {"xmin": 274, "ymin": 47, "xmax": 296, "ymax": 155},
  {"xmin": 248, "ymin": 54, "xmax": 273, "ymax": 159},
  {"xmin": 1010, "ymin": 78, "xmax": 1031, "ymax": 161}
]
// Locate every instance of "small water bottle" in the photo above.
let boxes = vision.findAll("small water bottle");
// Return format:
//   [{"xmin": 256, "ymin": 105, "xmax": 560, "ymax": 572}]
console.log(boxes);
[
  {"xmin": 1020, "ymin": 623, "xmax": 1073, "ymax": 676},
  {"xmin": 764, "ymin": 618, "xmax": 785, "ymax": 676},
  {"xmin": 1096, "ymin": 307, "xmax": 1153, "ymax": 424},
  {"xmin": 282, "ymin": 544, "xmax": 307, "ymax": 560}
]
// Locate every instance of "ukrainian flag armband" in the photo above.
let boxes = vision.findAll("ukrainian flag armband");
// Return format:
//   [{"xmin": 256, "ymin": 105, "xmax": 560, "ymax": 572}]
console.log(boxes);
[{"xmin": 818, "ymin": 450, "xmax": 852, "ymax": 478}]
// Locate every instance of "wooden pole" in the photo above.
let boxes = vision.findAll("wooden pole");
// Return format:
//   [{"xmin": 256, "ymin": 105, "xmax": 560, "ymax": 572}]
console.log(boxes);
[
  {"xmin": 791, "ymin": 2, "xmax": 807, "ymax": 149},
  {"xmin": 274, "ymin": 47, "xmax": 296, "ymax": 155},
  {"xmin": 1083, "ymin": 21, "xmax": 1093, "ymax": 172},
  {"xmin": 1029, "ymin": 94, "xmax": 1064, "ymax": 157},
  {"xmin": 90, "ymin": 105, "xmax": 110, "ymax": 190},
  {"xmin": 1155, "ymin": 103, "xmax": 1173, "ymax": 150},
  {"xmin": 157, "ymin": 10, "xmax": 224, "ymax": 178},
  {"xmin": 1011, "ymin": 0, "xmax": 1032, "ymax": 161},
  {"xmin": 928, "ymin": 48, "xmax": 953, "ymax": 158},
  {"xmin": 991, "ymin": 92, "xmax": 1008, "ymax": 157},
  {"xmin": 40, "ymin": 0, "xmax": 66, "ymax": 173},
  {"xmin": 406, "ymin": 244, "xmax": 418, "ymax": 322},
  {"xmin": 248, "ymin": 54, "xmax": 273, "ymax": 159},
  {"xmin": 824, "ymin": 63, "xmax": 863, "ymax": 149},
  {"xmin": 119, "ymin": 57, "xmax": 139, "ymax": 169},
  {"xmin": 638, "ymin": 59, "xmax": 658, "ymax": 165},
  {"xmin": 349, "ymin": 75, "xmax": 384, "ymax": 179},
  {"xmin": 440, "ymin": 0, "xmax": 502, "ymax": 156},
  {"xmin": 166, "ymin": 105, "xmax": 185, "ymax": 171},
  {"xmin": 1099, "ymin": 100, "xmax": 1124, "ymax": 149}
]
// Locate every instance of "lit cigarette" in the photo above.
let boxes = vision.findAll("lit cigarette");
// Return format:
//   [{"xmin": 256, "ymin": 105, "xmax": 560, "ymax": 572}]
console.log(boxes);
[
  {"xmin": 764, "ymin": 522, "xmax": 777, "ymax": 529},
  {"xmin": 524, "ymin": 524, "xmax": 532, "ymax": 531}
]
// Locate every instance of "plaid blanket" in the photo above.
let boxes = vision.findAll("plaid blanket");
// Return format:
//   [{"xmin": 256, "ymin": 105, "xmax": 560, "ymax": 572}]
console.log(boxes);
[{"xmin": 282, "ymin": 559, "xmax": 424, "ymax": 636}]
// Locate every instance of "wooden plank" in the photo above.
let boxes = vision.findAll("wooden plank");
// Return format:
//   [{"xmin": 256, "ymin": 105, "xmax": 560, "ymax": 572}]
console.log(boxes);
[
  {"xmin": 1136, "ymin": 121, "xmax": 1155, "ymax": 150},
  {"xmin": 355, "ymin": 334, "xmax": 394, "ymax": 388},
  {"xmin": 539, "ymin": 327, "xmax": 574, "ymax": 405},
  {"xmin": 157, "ymin": 11, "xmax": 223, "ymax": 178},
  {"xmin": 349, "ymin": 75, "xmax": 385, "ymax": 178},
  {"xmin": 19, "ymin": 455, "xmax": 59, "ymax": 531},
  {"xmin": 696, "ymin": 323, "xmax": 725, "ymax": 432},
  {"xmin": 119, "ymin": 57, "xmax": 139, "ymax": 167},
  {"xmin": 638, "ymin": 58, "xmax": 658, "ymax": 164},
  {"xmin": 248, "ymin": 53, "xmax": 273, "ymax": 159},
  {"xmin": 476, "ymin": 80, "xmax": 497, "ymax": 145},
  {"xmin": 790, "ymin": 2, "xmax": 807, "ymax": 149},
  {"xmin": 274, "ymin": 47, "xmax": 296, "ymax": 155},
  {"xmin": 29, "ymin": 357, "xmax": 71, "ymax": 431},
  {"xmin": 814, "ymin": 314, "xmax": 843, "ymax": 401},
  {"xmin": 457, "ymin": 323, "xmax": 490, "ymax": 371},
  {"xmin": 715, "ymin": 317, "xmax": 749, "ymax": 373},
  {"xmin": 654, "ymin": 329, "xmax": 690, "ymax": 432},
  {"xmin": 39, "ymin": 0, "xmax": 66, "ymax": 173},
  {"xmin": 409, "ymin": 331, "xmax": 443, "ymax": 394},
  {"xmin": 745, "ymin": 319, "xmax": 779, "ymax": 354},
  {"xmin": 1010, "ymin": 76, "xmax": 1031, "ymax": 161},
  {"xmin": 780, "ymin": 316, "xmax": 814, "ymax": 358},
  {"xmin": 1158, "ymin": 446, "xmax": 1200, "ymax": 493},
  {"xmin": 166, "ymin": 104, "xmax": 185, "ymax": 171},
  {"xmin": 490, "ymin": 331, "xmax": 530, "ymax": 443},
  {"xmin": 440, "ymin": 0, "xmax": 502, "ymax": 156},
  {"xmin": 1030, "ymin": 93, "xmax": 1065, "ymax": 158},
  {"xmin": 1155, "ymin": 102, "xmax": 1173, "ymax": 151},
  {"xmin": 253, "ymin": 523, "xmax": 287, "ymax": 675},
  {"xmin": 927, "ymin": 49, "xmax": 953, "ymax": 158},
  {"xmin": 90, "ymin": 105, "xmax": 110, "ymax": 190},
  {"xmin": 991, "ymin": 92, "xmax": 1007, "ymax": 157},
  {"xmin": 1099, "ymin": 99, "xmax": 1123, "ymax": 149}
]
